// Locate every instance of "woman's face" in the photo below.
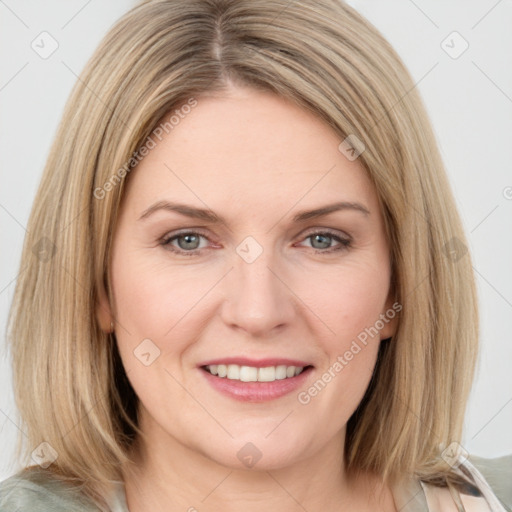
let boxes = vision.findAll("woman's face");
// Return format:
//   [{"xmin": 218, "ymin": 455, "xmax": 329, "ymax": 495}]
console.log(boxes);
[{"xmin": 101, "ymin": 85, "xmax": 397, "ymax": 470}]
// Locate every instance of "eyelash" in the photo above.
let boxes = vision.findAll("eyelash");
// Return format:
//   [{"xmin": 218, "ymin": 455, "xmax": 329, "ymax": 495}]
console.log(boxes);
[{"xmin": 160, "ymin": 229, "xmax": 352, "ymax": 256}]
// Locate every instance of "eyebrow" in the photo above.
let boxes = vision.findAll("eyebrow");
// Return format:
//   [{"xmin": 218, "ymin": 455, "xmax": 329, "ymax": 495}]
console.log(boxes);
[{"xmin": 138, "ymin": 200, "xmax": 370, "ymax": 223}]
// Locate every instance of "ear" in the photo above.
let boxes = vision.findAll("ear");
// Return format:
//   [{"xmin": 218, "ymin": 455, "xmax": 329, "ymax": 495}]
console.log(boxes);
[
  {"xmin": 96, "ymin": 280, "xmax": 114, "ymax": 333},
  {"xmin": 379, "ymin": 290, "xmax": 401, "ymax": 340}
]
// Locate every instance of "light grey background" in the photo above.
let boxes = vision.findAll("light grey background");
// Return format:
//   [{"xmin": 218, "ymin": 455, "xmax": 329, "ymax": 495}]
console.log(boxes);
[{"xmin": 1, "ymin": 0, "xmax": 511, "ymax": 480}]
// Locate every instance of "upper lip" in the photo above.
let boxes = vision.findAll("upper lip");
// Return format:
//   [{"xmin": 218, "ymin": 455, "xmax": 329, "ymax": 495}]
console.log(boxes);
[{"xmin": 199, "ymin": 357, "xmax": 313, "ymax": 368}]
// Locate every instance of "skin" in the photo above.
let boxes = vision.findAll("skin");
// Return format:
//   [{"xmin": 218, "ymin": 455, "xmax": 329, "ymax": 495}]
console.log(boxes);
[{"xmin": 98, "ymin": 84, "xmax": 398, "ymax": 512}]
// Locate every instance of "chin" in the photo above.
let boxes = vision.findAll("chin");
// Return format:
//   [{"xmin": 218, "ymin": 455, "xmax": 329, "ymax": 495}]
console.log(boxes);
[{"xmin": 196, "ymin": 428, "xmax": 314, "ymax": 472}]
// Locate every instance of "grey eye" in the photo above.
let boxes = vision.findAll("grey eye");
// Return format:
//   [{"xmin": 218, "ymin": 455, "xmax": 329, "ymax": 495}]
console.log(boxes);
[
  {"xmin": 309, "ymin": 234, "xmax": 333, "ymax": 249},
  {"xmin": 176, "ymin": 234, "xmax": 201, "ymax": 250}
]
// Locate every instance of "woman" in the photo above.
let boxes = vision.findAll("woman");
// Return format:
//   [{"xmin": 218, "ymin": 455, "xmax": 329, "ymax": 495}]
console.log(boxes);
[{"xmin": 1, "ymin": 0, "xmax": 510, "ymax": 511}]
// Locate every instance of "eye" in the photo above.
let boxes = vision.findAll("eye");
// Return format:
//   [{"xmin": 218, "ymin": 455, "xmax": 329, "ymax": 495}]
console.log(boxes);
[
  {"xmin": 160, "ymin": 229, "xmax": 352, "ymax": 256},
  {"xmin": 160, "ymin": 231, "xmax": 211, "ymax": 255},
  {"xmin": 297, "ymin": 229, "xmax": 352, "ymax": 253}
]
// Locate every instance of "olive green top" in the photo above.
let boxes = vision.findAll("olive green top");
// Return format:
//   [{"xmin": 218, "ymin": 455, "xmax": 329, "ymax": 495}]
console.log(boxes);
[{"xmin": 1, "ymin": 455, "xmax": 511, "ymax": 511}]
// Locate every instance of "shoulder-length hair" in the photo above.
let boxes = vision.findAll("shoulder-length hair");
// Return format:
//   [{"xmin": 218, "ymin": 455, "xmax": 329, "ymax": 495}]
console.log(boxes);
[{"xmin": 8, "ymin": 0, "xmax": 478, "ymax": 505}]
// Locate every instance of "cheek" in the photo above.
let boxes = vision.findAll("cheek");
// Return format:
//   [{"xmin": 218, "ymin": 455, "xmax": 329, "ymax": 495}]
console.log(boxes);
[
  {"xmin": 111, "ymin": 250, "xmax": 208, "ymax": 336},
  {"xmin": 291, "ymin": 258, "xmax": 389, "ymax": 409},
  {"xmin": 110, "ymin": 250, "xmax": 226, "ymax": 380},
  {"xmin": 110, "ymin": 253, "xmax": 208, "ymax": 406},
  {"xmin": 295, "ymin": 272, "xmax": 385, "ymax": 422},
  {"xmin": 294, "ymin": 256, "xmax": 390, "ymax": 347}
]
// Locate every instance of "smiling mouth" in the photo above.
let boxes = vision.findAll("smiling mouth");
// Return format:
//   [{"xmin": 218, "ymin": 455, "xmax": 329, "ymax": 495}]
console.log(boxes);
[{"xmin": 202, "ymin": 364, "xmax": 313, "ymax": 382}]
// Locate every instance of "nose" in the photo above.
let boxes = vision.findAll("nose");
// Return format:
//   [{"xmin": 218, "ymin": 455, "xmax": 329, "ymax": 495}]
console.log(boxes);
[{"xmin": 219, "ymin": 244, "xmax": 296, "ymax": 338}]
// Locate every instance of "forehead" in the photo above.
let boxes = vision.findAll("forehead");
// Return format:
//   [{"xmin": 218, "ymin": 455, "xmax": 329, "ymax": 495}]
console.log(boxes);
[{"xmin": 123, "ymin": 86, "xmax": 378, "ymax": 218}]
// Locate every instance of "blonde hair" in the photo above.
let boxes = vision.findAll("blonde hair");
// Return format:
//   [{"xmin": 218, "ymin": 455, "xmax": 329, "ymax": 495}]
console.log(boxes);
[{"xmin": 7, "ymin": 0, "xmax": 478, "ymax": 505}]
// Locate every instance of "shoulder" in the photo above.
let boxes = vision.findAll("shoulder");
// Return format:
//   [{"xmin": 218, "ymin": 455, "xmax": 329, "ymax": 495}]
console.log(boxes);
[
  {"xmin": 468, "ymin": 453, "xmax": 512, "ymax": 511},
  {"xmin": 422, "ymin": 454, "xmax": 512, "ymax": 512},
  {"xmin": 0, "ymin": 467, "xmax": 102, "ymax": 512}
]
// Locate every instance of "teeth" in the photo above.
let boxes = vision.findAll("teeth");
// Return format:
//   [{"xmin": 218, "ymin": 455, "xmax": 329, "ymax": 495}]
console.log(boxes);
[
  {"xmin": 205, "ymin": 364, "xmax": 306, "ymax": 382},
  {"xmin": 227, "ymin": 364, "xmax": 239, "ymax": 380},
  {"xmin": 258, "ymin": 366, "xmax": 276, "ymax": 382},
  {"xmin": 275, "ymin": 365, "xmax": 287, "ymax": 380},
  {"xmin": 239, "ymin": 366, "xmax": 258, "ymax": 382}
]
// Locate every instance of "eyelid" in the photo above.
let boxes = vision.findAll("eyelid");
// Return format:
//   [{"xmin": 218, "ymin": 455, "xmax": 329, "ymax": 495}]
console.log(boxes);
[
  {"xmin": 160, "ymin": 227, "xmax": 352, "ymax": 240},
  {"xmin": 300, "ymin": 226, "xmax": 350, "ymax": 238},
  {"xmin": 160, "ymin": 229, "xmax": 213, "ymax": 249},
  {"xmin": 160, "ymin": 227, "xmax": 352, "ymax": 255},
  {"xmin": 160, "ymin": 226, "xmax": 212, "ymax": 241},
  {"xmin": 295, "ymin": 227, "xmax": 352, "ymax": 249}
]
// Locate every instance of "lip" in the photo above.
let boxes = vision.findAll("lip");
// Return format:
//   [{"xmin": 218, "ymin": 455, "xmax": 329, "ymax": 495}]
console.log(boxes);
[{"xmin": 199, "ymin": 361, "xmax": 314, "ymax": 403}]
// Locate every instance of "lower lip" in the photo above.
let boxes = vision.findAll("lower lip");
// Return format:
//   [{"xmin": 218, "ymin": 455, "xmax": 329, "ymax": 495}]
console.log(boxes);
[{"xmin": 200, "ymin": 367, "xmax": 313, "ymax": 402}]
